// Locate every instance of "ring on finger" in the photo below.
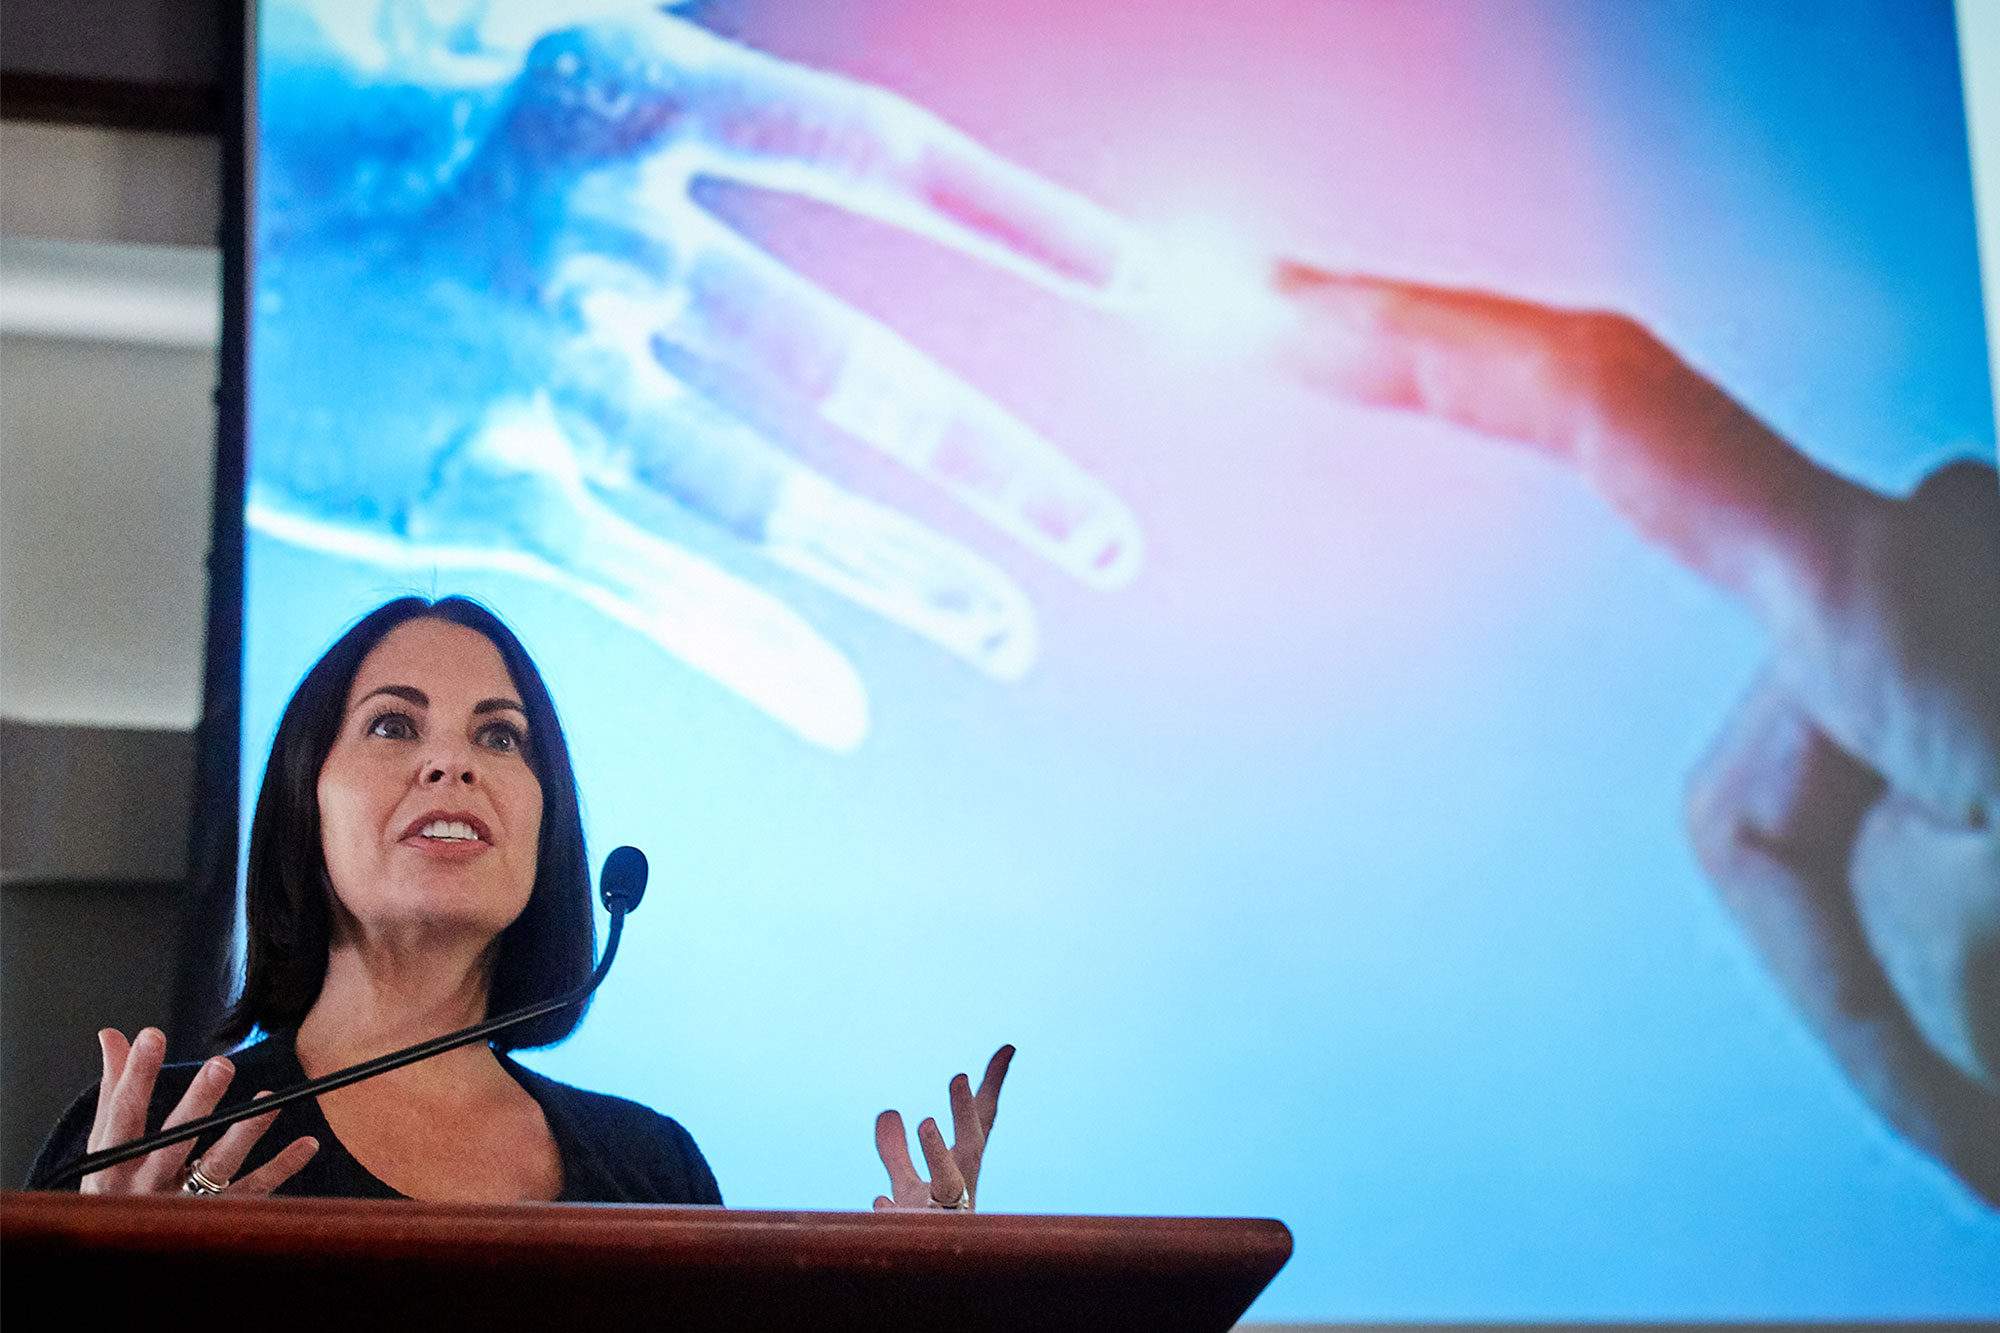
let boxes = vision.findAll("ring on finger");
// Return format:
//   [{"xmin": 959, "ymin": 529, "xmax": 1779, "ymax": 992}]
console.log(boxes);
[
  {"xmin": 930, "ymin": 1185, "xmax": 971, "ymax": 1210},
  {"xmin": 180, "ymin": 1159, "xmax": 230, "ymax": 1196}
]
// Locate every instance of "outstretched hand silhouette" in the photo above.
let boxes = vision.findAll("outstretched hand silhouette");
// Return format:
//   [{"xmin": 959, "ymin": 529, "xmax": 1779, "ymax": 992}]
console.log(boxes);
[
  {"xmin": 1276, "ymin": 263, "xmax": 2000, "ymax": 1205},
  {"xmin": 254, "ymin": 2, "xmax": 1144, "ymax": 749}
]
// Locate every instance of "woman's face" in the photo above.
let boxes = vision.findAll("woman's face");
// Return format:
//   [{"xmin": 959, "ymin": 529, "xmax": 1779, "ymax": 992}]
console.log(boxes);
[{"xmin": 316, "ymin": 618, "xmax": 544, "ymax": 947}]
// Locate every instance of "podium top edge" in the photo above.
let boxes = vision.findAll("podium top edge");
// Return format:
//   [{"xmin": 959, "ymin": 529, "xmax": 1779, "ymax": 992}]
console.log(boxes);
[{"xmin": 2, "ymin": 1192, "xmax": 1293, "ymax": 1273}]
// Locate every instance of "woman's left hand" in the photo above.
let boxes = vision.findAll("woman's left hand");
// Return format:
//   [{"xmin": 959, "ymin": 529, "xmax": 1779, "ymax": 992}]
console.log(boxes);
[{"xmin": 873, "ymin": 1046, "xmax": 1014, "ymax": 1211}]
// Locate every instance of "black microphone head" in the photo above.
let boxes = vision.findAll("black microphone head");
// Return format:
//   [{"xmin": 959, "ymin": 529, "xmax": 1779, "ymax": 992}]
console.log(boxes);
[{"xmin": 600, "ymin": 845, "xmax": 648, "ymax": 915}]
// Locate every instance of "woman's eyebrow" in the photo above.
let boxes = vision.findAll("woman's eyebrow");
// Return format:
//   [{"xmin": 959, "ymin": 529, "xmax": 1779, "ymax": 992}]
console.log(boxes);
[
  {"xmin": 352, "ymin": 684, "xmax": 427, "ymax": 713},
  {"xmin": 473, "ymin": 698, "xmax": 528, "ymax": 719}
]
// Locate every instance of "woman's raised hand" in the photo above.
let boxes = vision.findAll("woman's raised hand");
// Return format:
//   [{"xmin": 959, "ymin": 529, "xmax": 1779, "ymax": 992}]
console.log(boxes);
[
  {"xmin": 873, "ymin": 1046, "xmax": 1014, "ymax": 1212},
  {"xmin": 81, "ymin": 1027, "xmax": 318, "ymax": 1196}
]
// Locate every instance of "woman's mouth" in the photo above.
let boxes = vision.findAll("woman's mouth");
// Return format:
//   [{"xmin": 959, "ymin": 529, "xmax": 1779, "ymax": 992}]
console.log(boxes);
[{"xmin": 400, "ymin": 812, "xmax": 492, "ymax": 845}]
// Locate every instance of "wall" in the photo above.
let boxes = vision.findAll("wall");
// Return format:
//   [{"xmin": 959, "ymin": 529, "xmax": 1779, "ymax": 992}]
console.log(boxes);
[{"xmin": 0, "ymin": 118, "xmax": 221, "ymax": 1186}]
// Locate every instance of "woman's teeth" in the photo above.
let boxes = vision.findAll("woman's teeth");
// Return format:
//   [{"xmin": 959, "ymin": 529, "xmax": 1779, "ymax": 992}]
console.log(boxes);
[{"xmin": 420, "ymin": 820, "xmax": 480, "ymax": 841}]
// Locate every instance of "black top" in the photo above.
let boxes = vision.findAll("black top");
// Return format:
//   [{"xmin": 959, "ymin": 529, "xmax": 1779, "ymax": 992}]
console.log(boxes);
[{"xmin": 27, "ymin": 1031, "xmax": 722, "ymax": 1204}]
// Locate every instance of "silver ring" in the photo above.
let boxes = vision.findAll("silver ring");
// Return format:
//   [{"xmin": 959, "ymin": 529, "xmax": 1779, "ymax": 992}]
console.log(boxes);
[
  {"xmin": 930, "ymin": 1186, "xmax": 971, "ymax": 1211},
  {"xmin": 180, "ymin": 1159, "xmax": 230, "ymax": 1196}
]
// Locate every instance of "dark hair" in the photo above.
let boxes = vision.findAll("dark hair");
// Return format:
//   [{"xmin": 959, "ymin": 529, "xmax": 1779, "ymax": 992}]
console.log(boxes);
[{"xmin": 221, "ymin": 596, "xmax": 594, "ymax": 1050}]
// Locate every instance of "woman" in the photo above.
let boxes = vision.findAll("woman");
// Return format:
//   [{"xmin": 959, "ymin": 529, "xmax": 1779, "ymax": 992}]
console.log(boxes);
[{"xmin": 31, "ymin": 596, "xmax": 1006, "ymax": 1207}]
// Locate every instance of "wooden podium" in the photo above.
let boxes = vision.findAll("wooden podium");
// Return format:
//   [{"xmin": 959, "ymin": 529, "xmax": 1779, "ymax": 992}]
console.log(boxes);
[{"xmin": 2, "ymin": 1194, "xmax": 1291, "ymax": 1330}]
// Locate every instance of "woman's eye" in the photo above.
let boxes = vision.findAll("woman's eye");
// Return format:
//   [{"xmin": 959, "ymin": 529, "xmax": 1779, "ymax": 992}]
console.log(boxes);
[
  {"xmin": 367, "ymin": 712, "xmax": 418, "ymax": 741},
  {"xmin": 478, "ymin": 721, "xmax": 527, "ymax": 755}
]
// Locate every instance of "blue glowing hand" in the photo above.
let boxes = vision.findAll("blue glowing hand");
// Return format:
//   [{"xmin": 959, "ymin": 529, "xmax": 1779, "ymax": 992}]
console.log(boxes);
[
  {"xmin": 1275, "ymin": 264, "xmax": 2000, "ymax": 1204},
  {"xmin": 252, "ymin": 3, "xmax": 1145, "ymax": 749}
]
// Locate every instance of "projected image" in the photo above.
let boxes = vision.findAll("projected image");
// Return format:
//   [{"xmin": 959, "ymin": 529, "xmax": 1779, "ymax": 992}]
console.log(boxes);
[
  {"xmin": 1272, "ymin": 264, "xmax": 2000, "ymax": 1204},
  {"xmin": 247, "ymin": 0, "xmax": 2000, "ymax": 1319},
  {"xmin": 252, "ymin": 0, "xmax": 1148, "ymax": 751}
]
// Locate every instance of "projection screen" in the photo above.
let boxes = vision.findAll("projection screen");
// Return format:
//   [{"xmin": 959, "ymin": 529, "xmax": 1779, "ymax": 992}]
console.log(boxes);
[{"xmin": 228, "ymin": 0, "xmax": 2000, "ymax": 1319}]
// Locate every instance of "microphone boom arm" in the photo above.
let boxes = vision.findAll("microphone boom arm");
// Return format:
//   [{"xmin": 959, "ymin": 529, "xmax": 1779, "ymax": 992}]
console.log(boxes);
[{"xmin": 32, "ymin": 846, "xmax": 647, "ymax": 1191}]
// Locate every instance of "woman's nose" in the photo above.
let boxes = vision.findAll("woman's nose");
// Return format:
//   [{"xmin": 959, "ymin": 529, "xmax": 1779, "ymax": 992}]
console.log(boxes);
[{"xmin": 421, "ymin": 740, "xmax": 478, "ymax": 786}]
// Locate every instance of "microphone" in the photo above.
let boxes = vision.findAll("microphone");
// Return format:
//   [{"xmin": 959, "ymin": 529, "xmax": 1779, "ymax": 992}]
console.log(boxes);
[
  {"xmin": 34, "ymin": 846, "xmax": 650, "ymax": 1190},
  {"xmin": 599, "ymin": 843, "xmax": 647, "ymax": 914}
]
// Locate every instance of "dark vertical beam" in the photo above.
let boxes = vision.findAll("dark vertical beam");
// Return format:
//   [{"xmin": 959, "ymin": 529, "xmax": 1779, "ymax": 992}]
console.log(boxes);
[{"xmin": 171, "ymin": 0, "xmax": 248, "ymax": 1060}]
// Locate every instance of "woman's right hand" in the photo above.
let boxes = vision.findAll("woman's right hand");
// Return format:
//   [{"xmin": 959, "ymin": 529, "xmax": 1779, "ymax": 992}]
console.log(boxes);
[{"xmin": 83, "ymin": 1027, "xmax": 319, "ymax": 1196}]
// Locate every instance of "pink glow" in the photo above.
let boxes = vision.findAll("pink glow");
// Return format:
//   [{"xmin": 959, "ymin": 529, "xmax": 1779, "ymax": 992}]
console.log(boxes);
[{"xmin": 718, "ymin": 2, "xmax": 1630, "ymax": 696}]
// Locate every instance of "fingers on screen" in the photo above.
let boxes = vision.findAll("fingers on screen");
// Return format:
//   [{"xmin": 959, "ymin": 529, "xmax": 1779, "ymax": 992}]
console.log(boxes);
[
  {"xmin": 1849, "ymin": 793, "xmax": 2000, "ymax": 1093},
  {"xmin": 647, "ymin": 16, "xmax": 1141, "ymax": 297},
  {"xmin": 385, "ymin": 397, "xmax": 870, "ymax": 751},
  {"xmin": 535, "ymin": 15, "xmax": 1146, "ymax": 583},
  {"xmin": 765, "ymin": 469, "xmax": 1041, "ymax": 679},
  {"xmin": 553, "ymin": 286, "xmax": 1040, "ymax": 679},
  {"xmin": 1271, "ymin": 262, "xmax": 1873, "ymax": 627},
  {"xmin": 512, "ymin": 13, "xmax": 1141, "ymax": 293},
  {"xmin": 1815, "ymin": 461, "xmax": 2000, "ymax": 827},
  {"xmin": 1684, "ymin": 677, "xmax": 2000, "ymax": 1202},
  {"xmin": 1685, "ymin": 676, "xmax": 1884, "ymax": 978},
  {"xmin": 655, "ymin": 228, "xmax": 1142, "ymax": 587}
]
